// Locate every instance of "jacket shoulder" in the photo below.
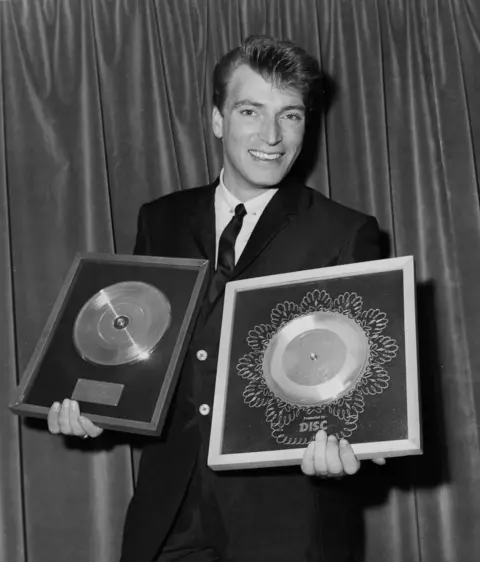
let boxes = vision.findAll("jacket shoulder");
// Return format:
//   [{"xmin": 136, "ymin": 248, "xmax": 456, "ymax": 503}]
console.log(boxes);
[
  {"xmin": 304, "ymin": 185, "xmax": 374, "ymax": 225},
  {"xmin": 140, "ymin": 184, "xmax": 213, "ymax": 217}
]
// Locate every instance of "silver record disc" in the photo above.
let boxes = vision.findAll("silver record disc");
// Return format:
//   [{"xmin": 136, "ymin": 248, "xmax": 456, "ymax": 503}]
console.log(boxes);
[
  {"xmin": 262, "ymin": 311, "xmax": 370, "ymax": 406},
  {"xmin": 73, "ymin": 281, "xmax": 171, "ymax": 366}
]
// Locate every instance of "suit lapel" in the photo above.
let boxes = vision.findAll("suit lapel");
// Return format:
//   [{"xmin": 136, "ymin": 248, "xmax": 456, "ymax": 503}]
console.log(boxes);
[
  {"xmin": 233, "ymin": 178, "xmax": 304, "ymax": 278},
  {"xmin": 196, "ymin": 177, "xmax": 305, "ymax": 311}
]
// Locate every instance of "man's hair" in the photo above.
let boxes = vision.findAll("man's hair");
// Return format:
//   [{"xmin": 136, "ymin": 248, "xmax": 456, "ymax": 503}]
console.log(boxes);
[{"xmin": 213, "ymin": 35, "xmax": 323, "ymax": 114}]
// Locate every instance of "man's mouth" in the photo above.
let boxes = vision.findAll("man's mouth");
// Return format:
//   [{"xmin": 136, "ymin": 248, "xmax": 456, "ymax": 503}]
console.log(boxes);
[{"xmin": 248, "ymin": 150, "xmax": 283, "ymax": 161}]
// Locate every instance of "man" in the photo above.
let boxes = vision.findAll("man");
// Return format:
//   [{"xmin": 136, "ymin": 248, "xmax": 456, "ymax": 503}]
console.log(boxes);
[{"xmin": 49, "ymin": 36, "xmax": 384, "ymax": 561}]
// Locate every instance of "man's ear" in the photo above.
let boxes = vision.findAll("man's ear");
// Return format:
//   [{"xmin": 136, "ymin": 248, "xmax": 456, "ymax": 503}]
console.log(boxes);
[{"xmin": 212, "ymin": 106, "xmax": 223, "ymax": 139}]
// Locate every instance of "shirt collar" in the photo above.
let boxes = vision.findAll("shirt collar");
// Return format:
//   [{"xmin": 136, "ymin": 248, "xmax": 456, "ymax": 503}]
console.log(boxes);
[{"xmin": 218, "ymin": 168, "xmax": 278, "ymax": 215}]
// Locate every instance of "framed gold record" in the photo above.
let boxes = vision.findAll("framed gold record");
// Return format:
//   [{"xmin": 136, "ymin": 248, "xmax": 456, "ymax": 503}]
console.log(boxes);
[
  {"xmin": 9, "ymin": 253, "xmax": 209, "ymax": 435},
  {"xmin": 72, "ymin": 281, "xmax": 171, "ymax": 366},
  {"xmin": 262, "ymin": 311, "xmax": 370, "ymax": 406},
  {"xmin": 208, "ymin": 256, "xmax": 422, "ymax": 470}
]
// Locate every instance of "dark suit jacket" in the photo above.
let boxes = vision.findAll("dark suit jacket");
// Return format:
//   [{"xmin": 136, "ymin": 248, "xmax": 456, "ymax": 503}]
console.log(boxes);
[{"xmin": 120, "ymin": 178, "xmax": 381, "ymax": 562}]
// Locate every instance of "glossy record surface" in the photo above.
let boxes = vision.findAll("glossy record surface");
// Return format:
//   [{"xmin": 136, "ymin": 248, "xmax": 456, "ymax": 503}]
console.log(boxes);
[
  {"xmin": 73, "ymin": 281, "xmax": 171, "ymax": 366},
  {"xmin": 262, "ymin": 311, "xmax": 370, "ymax": 406}
]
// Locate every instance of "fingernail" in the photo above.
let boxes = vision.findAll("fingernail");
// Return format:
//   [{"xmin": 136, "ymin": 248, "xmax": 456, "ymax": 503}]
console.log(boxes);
[
  {"xmin": 328, "ymin": 434, "xmax": 337, "ymax": 442},
  {"xmin": 71, "ymin": 401, "xmax": 78, "ymax": 411},
  {"xmin": 316, "ymin": 430, "xmax": 326, "ymax": 440},
  {"xmin": 52, "ymin": 402, "xmax": 60, "ymax": 411},
  {"xmin": 340, "ymin": 439, "xmax": 348, "ymax": 447},
  {"xmin": 62, "ymin": 398, "xmax": 69, "ymax": 406}
]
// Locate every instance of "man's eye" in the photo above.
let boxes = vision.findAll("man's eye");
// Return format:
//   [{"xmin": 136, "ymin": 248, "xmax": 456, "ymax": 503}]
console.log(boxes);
[
  {"xmin": 240, "ymin": 109, "xmax": 256, "ymax": 116},
  {"xmin": 284, "ymin": 113, "xmax": 302, "ymax": 121}
]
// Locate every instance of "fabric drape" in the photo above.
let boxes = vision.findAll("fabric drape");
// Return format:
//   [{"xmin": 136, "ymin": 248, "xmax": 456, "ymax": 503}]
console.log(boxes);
[{"xmin": 1, "ymin": 1, "xmax": 479, "ymax": 561}]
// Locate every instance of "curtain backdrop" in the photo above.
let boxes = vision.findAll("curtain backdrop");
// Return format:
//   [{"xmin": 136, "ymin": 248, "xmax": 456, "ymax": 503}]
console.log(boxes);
[{"xmin": 1, "ymin": 0, "xmax": 480, "ymax": 561}]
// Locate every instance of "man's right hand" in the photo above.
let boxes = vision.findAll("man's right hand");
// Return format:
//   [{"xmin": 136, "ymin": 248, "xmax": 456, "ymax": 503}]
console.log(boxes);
[{"xmin": 47, "ymin": 399, "xmax": 103, "ymax": 438}]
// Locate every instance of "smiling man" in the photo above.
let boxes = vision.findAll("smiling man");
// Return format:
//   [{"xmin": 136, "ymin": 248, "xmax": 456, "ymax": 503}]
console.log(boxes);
[
  {"xmin": 211, "ymin": 63, "xmax": 306, "ymax": 200},
  {"xmin": 48, "ymin": 36, "xmax": 383, "ymax": 561}
]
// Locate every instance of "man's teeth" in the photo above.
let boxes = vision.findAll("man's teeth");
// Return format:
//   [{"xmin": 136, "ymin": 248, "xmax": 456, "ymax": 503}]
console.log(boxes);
[{"xmin": 249, "ymin": 150, "xmax": 282, "ymax": 161}]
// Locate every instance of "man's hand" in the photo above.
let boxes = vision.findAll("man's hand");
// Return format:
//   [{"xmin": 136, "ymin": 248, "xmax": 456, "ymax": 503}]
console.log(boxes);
[
  {"xmin": 47, "ymin": 399, "xmax": 103, "ymax": 438},
  {"xmin": 301, "ymin": 430, "xmax": 385, "ymax": 477}
]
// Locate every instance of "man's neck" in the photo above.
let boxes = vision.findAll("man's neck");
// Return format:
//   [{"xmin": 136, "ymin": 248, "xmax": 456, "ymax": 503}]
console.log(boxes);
[{"xmin": 222, "ymin": 172, "xmax": 275, "ymax": 203}]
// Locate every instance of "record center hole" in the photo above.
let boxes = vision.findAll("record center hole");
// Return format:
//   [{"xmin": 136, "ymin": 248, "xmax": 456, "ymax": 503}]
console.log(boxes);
[{"xmin": 113, "ymin": 315, "xmax": 130, "ymax": 330}]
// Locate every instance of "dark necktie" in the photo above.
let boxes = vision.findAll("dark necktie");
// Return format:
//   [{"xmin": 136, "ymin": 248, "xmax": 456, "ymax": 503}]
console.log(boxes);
[{"xmin": 208, "ymin": 203, "xmax": 247, "ymax": 302}]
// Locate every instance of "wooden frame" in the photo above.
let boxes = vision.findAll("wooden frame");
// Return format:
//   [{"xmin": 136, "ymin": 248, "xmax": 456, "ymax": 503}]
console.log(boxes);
[
  {"xmin": 208, "ymin": 256, "xmax": 421, "ymax": 470},
  {"xmin": 10, "ymin": 253, "xmax": 209, "ymax": 435}
]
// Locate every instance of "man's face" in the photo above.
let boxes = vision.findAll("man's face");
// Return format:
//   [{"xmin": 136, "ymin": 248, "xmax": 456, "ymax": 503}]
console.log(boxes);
[{"xmin": 212, "ymin": 64, "xmax": 306, "ymax": 198}]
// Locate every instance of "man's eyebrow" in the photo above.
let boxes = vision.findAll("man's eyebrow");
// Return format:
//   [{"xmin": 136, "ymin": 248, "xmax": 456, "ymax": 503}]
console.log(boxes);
[
  {"xmin": 233, "ymin": 99, "xmax": 264, "ymax": 109},
  {"xmin": 282, "ymin": 104, "xmax": 306, "ymax": 113},
  {"xmin": 233, "ymin": 100, "xmax": 306, "ymax": 112}
]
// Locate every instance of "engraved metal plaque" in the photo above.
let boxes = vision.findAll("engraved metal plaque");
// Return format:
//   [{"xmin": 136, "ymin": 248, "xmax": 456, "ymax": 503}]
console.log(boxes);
[{"xmin": 71, "ymin": 379, "xmax": 124, "ymax": 406}]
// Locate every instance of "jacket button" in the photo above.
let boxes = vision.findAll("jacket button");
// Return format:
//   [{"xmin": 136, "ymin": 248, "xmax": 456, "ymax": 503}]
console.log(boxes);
[
  {"xmin": 196, "ymin": 350, "xmax": 208, "ymax": 361},
  {"xmin": 199, "ymin": 404, "xmax": 210, "ymax": 416}
]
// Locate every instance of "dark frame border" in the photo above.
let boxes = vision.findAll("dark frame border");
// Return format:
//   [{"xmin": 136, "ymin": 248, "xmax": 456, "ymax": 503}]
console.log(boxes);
[{"xmin": 10, "ymin": 253, "xmax": 209, "ymax": 435}]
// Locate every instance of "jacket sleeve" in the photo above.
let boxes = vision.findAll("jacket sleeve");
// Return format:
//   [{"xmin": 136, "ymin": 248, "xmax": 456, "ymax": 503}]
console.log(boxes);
[{"xmin": 337, "ymin": 216, "xmax": 382, "ymax": 265}]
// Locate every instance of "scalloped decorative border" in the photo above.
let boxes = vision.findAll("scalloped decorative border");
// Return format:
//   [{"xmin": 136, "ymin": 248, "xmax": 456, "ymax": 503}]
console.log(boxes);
[{"xmin": 236, "ymin": 290, "xmax": 399, "ymax": 444}]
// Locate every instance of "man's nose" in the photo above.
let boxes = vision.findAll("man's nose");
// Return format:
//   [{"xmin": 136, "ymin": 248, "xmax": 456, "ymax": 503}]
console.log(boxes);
[{"xmin": 259, "ymin": 116, "xmax": 282, "ymax": 145}]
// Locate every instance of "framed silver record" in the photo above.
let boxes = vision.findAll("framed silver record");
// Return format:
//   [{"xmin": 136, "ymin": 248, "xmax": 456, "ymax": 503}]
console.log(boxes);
[
  {"xmin": 9, "ymin": 253, "xmax": 209, "ymax": 435},
  {"xmin": 72, "ymin": 281, "xmax": 171, "ymax": 367},
  {"xmin": 208, "ymin": 256, "xmax": 422, "ymax": 470}
]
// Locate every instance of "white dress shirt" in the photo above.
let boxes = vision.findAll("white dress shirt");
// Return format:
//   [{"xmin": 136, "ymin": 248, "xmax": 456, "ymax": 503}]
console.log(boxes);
[{"xmin": 214, "ymin": 169, "xmax": 278, "ymax": 268}]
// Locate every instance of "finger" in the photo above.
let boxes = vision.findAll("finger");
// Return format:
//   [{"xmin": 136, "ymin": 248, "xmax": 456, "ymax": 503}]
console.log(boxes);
[
  {"xmin": 325, "ymin": 434, "xmax": 343, "ymax": 475},
  {"xmin": 58, "ymin": 399, "xmax": 73, "ymax": 434},
  {"xmin": 78, "ymin": 416, "xmax": 104, "ymax": 438},
  {"xmin": 301, "ymin": 441, "xmax": 316, "ymax": 476},
  {"xmin": 47, "ymin": 402, "xmax": 61, "ymax": 434},
  {"xmin": 313, "ymin": 430, "xmax": 328, "ymax": 476},
  {"xmin": 338, "ymin": 439, "xmax": 361, "ymax": 475},
  {"xmin": 68, "ymin": 401, "xmax": 86, "ymax": 436},
  {"xmin": 372, "ymin": 457, "xmax": 386, "ymax": 465}
]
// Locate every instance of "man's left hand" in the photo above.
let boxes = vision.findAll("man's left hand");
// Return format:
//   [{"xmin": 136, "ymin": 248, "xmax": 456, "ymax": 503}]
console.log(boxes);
[{"xmin": 301, "ymin": 430, "xmax": 386, "ymax": 477}]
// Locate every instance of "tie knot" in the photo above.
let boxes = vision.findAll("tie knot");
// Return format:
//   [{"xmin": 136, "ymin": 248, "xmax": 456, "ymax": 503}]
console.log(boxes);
[{"xmin": 235, "ymin": 203, "xmax": 247, "ymax": 219}]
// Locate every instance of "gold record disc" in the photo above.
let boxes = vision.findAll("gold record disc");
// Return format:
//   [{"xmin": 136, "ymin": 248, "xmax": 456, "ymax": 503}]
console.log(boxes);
[
  {"xmin": 73, "ymin": 281, "xmax": 171, "ymax": 366},
  {"xmin": 262, "ymin": 311, "xmax": 370, "ymax": 406}
]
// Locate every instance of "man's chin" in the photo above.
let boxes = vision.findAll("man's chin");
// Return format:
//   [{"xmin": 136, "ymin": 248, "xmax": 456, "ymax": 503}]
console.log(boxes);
[{"xmin": 246, "ymin": 168, "xmax": 290, "ymax": 188}]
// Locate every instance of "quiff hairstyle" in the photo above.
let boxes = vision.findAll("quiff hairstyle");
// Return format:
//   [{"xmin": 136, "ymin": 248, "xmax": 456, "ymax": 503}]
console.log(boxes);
[{"xmin": 213, "ymin": 35, "xmax": 323, "ymax": 114}]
